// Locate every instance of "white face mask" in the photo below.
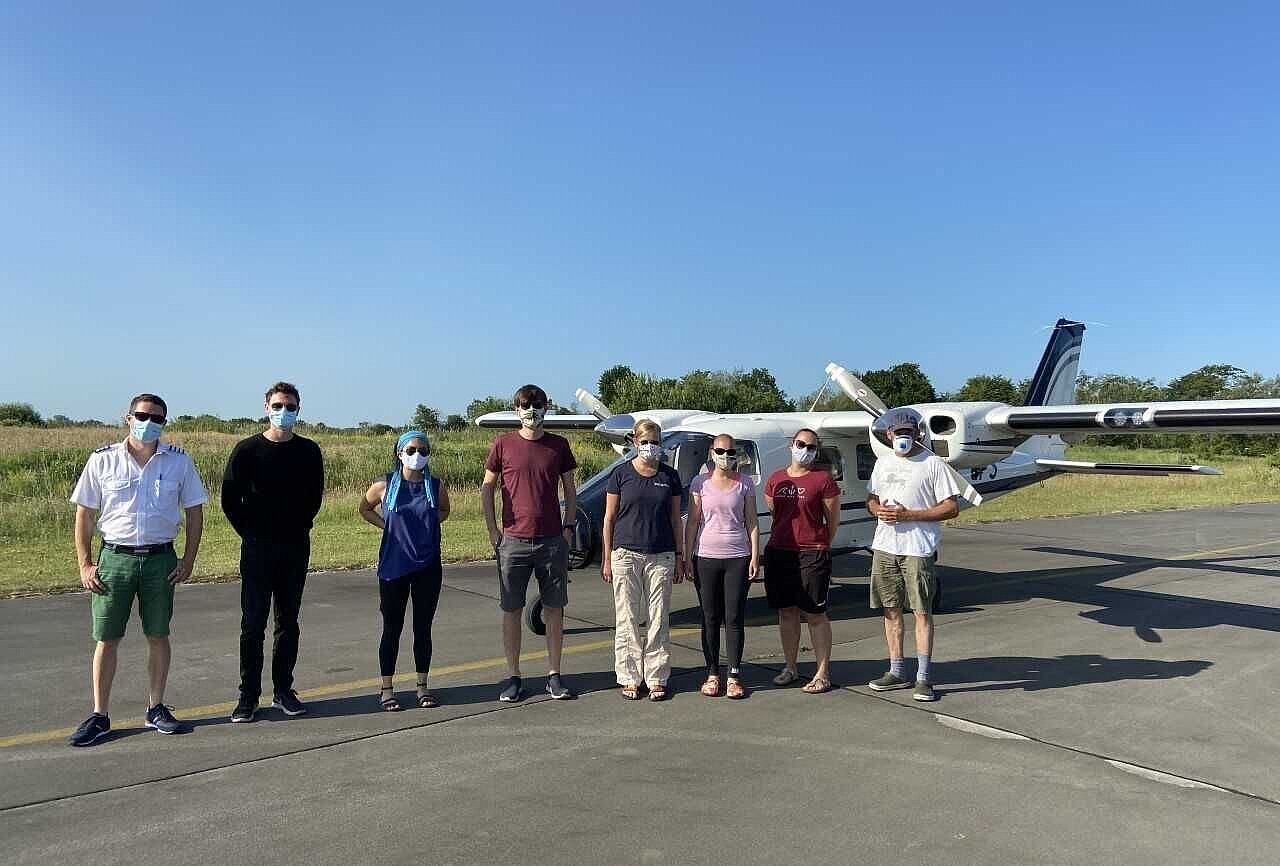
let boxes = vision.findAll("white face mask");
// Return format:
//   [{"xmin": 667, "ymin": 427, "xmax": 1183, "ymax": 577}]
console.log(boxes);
[
  {"xmin": 401, "ymin": 453, "xmax": 428, "ymax": 471},
  {"xmin": 791, "ymin": 445, "xmax": 817, "ymax": 466},
  {"xmin": 636, "ymin": 443, "xmax": 663, "ymax": 463},
  {"xmin": 518, "ymin": 406, "xmax": 546, "ymax": 429},
  {"xmin": 711, "ymin": 451, "xmax": 737, "ymax": 471},
  {"xmin": 893, "ymin": 435, "xmax": 915, "ymax": 456}
]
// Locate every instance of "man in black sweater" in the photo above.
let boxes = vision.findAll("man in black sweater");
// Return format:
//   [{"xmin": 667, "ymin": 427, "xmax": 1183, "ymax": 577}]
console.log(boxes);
[{"xmin": 222, "ymin": 382, "xmax": 324, "ymax": 723}]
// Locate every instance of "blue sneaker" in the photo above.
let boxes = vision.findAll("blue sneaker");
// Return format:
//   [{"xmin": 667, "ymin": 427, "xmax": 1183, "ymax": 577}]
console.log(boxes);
[
  {"xmin": 145, "ymin": 704, "xmax": 187, "ymax": 735},
  {"xmin": 498, "ymin": 676, "xmax": 523, "ymax": 703},
  {"xmin": 69, "ymin": 713, "xmax": 111, "ymax": 747},
  {"xmin": 545, "ymin": 674, "xmax": 576, "ymax": 700}
]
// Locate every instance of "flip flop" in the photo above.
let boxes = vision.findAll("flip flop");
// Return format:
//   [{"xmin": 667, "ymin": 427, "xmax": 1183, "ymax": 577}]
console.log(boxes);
[{"xmin": 379, "ymin": 687, "xmax": 402, "ymax": 712}]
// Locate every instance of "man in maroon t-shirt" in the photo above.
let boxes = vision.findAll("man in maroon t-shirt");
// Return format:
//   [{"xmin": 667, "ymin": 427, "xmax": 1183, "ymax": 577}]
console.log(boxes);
[
  {"xmin": 482, "ymin": 384, "xmax": 579, "ymax": 703},
  {"xmin": 763, "ymin": 427, "xmax": 841, "ymax": 694}
]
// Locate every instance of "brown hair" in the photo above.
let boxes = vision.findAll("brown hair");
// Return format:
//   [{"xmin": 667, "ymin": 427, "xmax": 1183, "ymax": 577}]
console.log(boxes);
[
  {"xmin": 632, "ymin": 419, "xmax": 661, "ymax": 441},
  {"xmin": 128, "ymin": 393, "xmax": 167, "ymax": 415},
  {"xmin": 264, "ymin": 381, "xmax": 300, "ymax": 403},
  {"xmin": 513, "ymin": 384, "xmax": 548, "ymax": 407}
]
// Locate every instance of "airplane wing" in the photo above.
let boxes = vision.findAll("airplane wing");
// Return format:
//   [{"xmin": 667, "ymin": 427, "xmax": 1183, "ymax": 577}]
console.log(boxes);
[
  {"xmin": 1035, "ymin": 459, "xmax": 1223, "ymax": 476},
  {"xmin": 985, "ymin": 399, "xmax": 1280, "ymax": 437},
  {"xmin": 474, "ymin": 412, "xmax": 602, "ymax": 430}
]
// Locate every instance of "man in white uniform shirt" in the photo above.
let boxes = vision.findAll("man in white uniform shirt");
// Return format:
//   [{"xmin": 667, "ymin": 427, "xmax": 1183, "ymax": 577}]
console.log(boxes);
[
  {"xmin": 68, "ymin": 393, "xmax": 208, "ymax": 746},
  {"xmin": 864, "ymin": 408, "xmax": 961, "ymax": 702}
]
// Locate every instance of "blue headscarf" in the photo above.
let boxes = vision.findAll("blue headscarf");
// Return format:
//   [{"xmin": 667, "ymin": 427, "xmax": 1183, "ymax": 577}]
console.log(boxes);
[{"xmin": 384, "ymin": 430, "xmax": 435, "ymax": 512}]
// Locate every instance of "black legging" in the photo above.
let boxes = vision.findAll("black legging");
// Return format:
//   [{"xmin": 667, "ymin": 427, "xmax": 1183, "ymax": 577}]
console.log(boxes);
[
  {"xmin": 694, "ymin": 555, "xmax": 751, "ymax": 673},
  {"xmin": 378, "ymin": 561, "xmax": 443, "ymax": 677}
]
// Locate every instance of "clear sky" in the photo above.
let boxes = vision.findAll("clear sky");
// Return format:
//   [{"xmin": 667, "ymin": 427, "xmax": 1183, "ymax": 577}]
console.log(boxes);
[{"xmin": 2, "ymin": 3, "xmax": 1277, "ymax": 425}]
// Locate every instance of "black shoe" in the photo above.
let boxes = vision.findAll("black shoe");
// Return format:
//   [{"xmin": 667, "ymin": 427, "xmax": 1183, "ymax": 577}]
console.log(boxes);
[
  {"xmin": 230, "ymin": 698, "xmax": 258, "ymax": 723},
  {"xmin": 498, "ymin": 676, "xmax": 523, "ymax": 703},
  {"xmin": 912, "ymin": 680, "xmax": 938, "ymax": 702},
  {"xmin": 545, "ymin": 674, "xmax": 576, "ymax": 700},
  {"xmin": 69, "ymin": 713, "xmax": 111, "ymax": 747},
  {"xmin": 867, "ymin": 672, "xmax": 913, "ymax": 692},
  {"xmin": 272, "ymin": 690, "xmax": 307, "ymax": 716},
  {"xmin": 145, "ymin": 703, "xmax": 187, "ymax": 735}
]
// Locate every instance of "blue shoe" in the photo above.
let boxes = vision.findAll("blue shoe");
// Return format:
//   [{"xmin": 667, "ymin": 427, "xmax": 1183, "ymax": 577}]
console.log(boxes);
[
  {"xmin": 498, "ymin": 676, "xmax": 523, "ymax": 703},
  {"xmin": 69, "ymin": 713, "xmax": 111, "ymax": 747},
  {"xmin": 545, "ymin": 674, "xmax": 576, "ymax": 700},
  {"xmin": 145, "ymin": 704, "xmax": 187, "ymax": 735}
]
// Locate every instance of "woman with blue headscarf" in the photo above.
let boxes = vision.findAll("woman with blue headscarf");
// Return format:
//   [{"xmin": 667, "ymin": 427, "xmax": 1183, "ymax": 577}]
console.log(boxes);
[{"xmin": 359, "ymin": 430, "xmax": 451, "ymax": 710}]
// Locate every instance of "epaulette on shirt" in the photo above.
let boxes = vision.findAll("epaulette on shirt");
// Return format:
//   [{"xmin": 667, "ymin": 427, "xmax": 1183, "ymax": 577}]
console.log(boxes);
[
  {"xmin": 93, "ymin": 444, "xmax": 113, "ymax": 453},
  {"xmin": 161, "ymin": 443, "xmax": 187, "ymax": 455}
]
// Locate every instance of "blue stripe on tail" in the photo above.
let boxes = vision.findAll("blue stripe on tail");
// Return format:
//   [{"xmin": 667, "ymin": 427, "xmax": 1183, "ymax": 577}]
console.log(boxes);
[{"xmin": 1024, "ymin": 319, "xmax": 1086, "ymax": 407}]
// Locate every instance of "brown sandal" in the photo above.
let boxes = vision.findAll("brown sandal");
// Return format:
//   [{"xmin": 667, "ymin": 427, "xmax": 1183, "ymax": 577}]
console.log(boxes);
[
  {"xmin": 700, "ymin": 675, "xmax": 722, "ymax": 697},
  {"xmin": 648, "ymin": 685, "xmax": 668, "ymax": 702},
  {"xmin": 726, "ymin": 679, "xmax": 747, "ymax": 700},
  {"xmin": 620, "ymin": 685, "xmax": 642, "ymax": 700},
  {"xmin": 802, "ymin": 677, "xmax": 833, "ymax": 694}
]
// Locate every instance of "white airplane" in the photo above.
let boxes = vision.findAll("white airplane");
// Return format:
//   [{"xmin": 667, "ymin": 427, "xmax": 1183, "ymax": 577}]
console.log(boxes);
[{"xmin": 479, "ymin": 319, "xmax": 1280, "ymax": 633}]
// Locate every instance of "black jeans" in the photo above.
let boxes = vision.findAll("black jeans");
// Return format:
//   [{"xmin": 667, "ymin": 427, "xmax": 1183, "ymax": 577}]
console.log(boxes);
[
  {"xmin": 694, "ymin": 555, "xmax": 751, "ymax": 672},
  {"xmin": 239, "ymin": 537, "xmax": 310, "ymax": 701},
  {"xmin": 378, "ymin": 562, "xmax": 444, "ymax": 677}
]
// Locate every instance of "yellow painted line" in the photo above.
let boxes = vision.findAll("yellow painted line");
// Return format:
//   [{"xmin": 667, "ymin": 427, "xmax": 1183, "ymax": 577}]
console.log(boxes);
[
  {"xmin": 1170, "ymin": 538, "xmax": 1280, "ymax": 560},
  {"xmin": 0, "ymin": 627, "xmax": 700, "ymax": 750}
]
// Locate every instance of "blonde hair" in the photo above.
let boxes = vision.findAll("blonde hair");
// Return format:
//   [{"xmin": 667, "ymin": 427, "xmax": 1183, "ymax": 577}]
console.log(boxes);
[{"xmin": 633, "ymin": 419, "xmax": 662, "ymax": 441}]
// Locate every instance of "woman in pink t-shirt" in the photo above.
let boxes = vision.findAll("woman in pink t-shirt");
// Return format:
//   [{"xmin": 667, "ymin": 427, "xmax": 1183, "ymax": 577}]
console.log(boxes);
[{"xmin": 683, "ymin": 433, "xmax": 760, "ymax": 699}]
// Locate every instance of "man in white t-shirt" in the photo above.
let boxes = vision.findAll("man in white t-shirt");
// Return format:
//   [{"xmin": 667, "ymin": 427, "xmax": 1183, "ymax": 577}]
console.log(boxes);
[{"xmin": 864, "ymin": 408, "xmax": 962, "ymax": 702}]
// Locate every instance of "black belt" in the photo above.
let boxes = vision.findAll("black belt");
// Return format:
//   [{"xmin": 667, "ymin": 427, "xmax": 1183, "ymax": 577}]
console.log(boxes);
[{"xmin": 102, "ymin": 541, "xmax": 175, "ymax": 556}]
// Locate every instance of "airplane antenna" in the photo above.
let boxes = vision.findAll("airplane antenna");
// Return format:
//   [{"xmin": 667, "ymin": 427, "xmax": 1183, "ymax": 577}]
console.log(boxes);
[{"xmin": 808, "ymin": 377, "xmax": 831, "ymax": 412}]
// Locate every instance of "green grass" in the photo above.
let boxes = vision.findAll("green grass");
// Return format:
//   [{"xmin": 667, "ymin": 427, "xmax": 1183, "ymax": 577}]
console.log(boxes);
[{"xmin": 3, "ymin": 429, "xmax": 1278, "ymax": 595}]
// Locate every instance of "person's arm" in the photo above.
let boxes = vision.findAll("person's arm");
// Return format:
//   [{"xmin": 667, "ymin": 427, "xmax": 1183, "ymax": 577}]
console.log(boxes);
[
  {"xmin": 560, "ymin": 469, "xmax": 577, "ymax": 545},
  {"xmin": 601, "ymin": 492, "xmax": 619, "ymax": 582},
  {"xmin": 894, "ymin": 497, "xmax": 960, "ymax": 523},
  {"xmin": 823, "ymin": 495, "xmax": 841, "ymax": 546},
  {"xmin": 684, "ymin": 494, "xmax": 702, "ymax": 569},
  {"xmin": 359, "ymin": 480, "xmax": 388, "ymax": 530},
  {"xmin": 866, "ymin": 493, "xmax": 882, "ymax": 519},
  {"xmin": 481, "ymin": 468, "xmax": 501, "ymax": 549},
  {"xmin": 304, "ymin": 443, "xmax": 325, "ymax": 524},
  {"xmin": 170, "ymin": 504, "xmax": 203, "ymax": 585},
  {"xmin": 670, "ymin": 492, "xmax": 685, "ymax": 583},
  {"xmin": 74, "ymin": 505, "xmax": 105, "ymax": 594},
  {"xmin": 221, "ymin": 444, "xmax": 252, "ymax": 538},
  {"xmin": 436, "ymin": 481, "xmax": 451, "ymax": 523},
  {"xmin": 744, "ymin": 492, "xmax": 760, "ymax": 580}
]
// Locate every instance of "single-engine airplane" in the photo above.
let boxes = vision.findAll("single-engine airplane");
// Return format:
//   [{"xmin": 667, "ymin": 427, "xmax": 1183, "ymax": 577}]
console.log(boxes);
[{"xmin": 479, "ymin": 320, "xmax": 1280, "ymax": 634}]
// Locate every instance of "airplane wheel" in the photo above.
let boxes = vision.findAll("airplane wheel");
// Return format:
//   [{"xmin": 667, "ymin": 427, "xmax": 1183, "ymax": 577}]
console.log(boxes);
[
  {"xmin": 567, "ymin": 540, "xmax": 593, "ymax": 571},
  {"xmin": 525, "ymin": 598, "xmax": 547, "ymax": 636}
]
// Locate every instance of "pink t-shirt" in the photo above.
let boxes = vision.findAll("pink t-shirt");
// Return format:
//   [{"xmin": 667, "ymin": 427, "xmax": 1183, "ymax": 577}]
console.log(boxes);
[{"xmin": 690, "ymin": 471, "xmax": 755, "ymax": 559}]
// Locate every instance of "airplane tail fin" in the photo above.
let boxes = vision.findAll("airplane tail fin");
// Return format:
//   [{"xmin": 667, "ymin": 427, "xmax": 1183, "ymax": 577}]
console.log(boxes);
[{"xmin": 1024, "ymin": 319, "xmax": 1086, "ymax": 406}]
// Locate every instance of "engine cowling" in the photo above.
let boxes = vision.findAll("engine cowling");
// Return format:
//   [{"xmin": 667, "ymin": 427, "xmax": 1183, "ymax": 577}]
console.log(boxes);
[{"xmin": 869, "ymin": 402, "xmax": 1017, "ymax": 469}]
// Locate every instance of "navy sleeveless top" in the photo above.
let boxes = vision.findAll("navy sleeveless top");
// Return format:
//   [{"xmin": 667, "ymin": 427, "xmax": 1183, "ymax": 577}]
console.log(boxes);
[{"xmin": 378, "ymin": 474, "xmax": 442, "ymax": 581}]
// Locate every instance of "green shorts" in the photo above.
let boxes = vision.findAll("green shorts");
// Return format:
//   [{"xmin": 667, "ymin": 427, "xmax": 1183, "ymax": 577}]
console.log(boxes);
[
  {"xmin": 91, "ymin": 547, "xmax": 177, "ymax": 641},
  {"xmin": 869, "ymin": 550, "xmax": 937, "ymax": 613}
]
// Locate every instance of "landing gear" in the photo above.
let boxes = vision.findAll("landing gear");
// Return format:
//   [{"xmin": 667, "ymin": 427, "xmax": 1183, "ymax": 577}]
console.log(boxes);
[{"xmin": 525, "ymin": 598, "xmax": 547, "ymax": 636}]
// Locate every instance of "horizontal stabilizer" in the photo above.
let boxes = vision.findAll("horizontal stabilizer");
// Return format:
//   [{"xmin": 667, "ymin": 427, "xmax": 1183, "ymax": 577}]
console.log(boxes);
[
  {"xmin": 474, "ymin": 412, "xmax": 602, "ymax": 430},
  {"xmin": 987, "ymin": 399, "xmax": 1280, "ymax": 436},
  {"xmin": 1035, "ymin": 459, "xmax": 1223, "ymax": 477}
]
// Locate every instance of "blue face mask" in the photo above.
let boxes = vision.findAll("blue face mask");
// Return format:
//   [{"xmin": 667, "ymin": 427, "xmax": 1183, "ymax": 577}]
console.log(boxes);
[
  {"xmin": 269, "ymin": 408, "xmax": 299, "ymax": 429},
  {"xmin": 131, "ymin": 419, "xmax": 163, "ymax": 443}
]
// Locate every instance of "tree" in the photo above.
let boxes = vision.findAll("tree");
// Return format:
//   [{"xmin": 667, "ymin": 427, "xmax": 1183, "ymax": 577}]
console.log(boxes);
[
  {"xmin": 466, "ymin": 396, "xmax": 509, "ymax": 421},
  {"xmin": 860, "ymin": 363, "xmax": 937, "ymax": 409},
  {"xmin": 0, "ymin": 402, "xmax": 43, "ymax": 427},
  {"xmin": 443, "ymin": 414, "xmax": 467, "ymax": 431},
  {"xmin": 953, "ymin": 374, "xmax": 1022, "ymax": 404},
  {"xmin": 597, "ymin": 365, "xmax": 635, "ymax": 408},
  {"xmin": 1074, "ymin": 373, "xmax": 1165, "ymax": 404},
  {"xmin": 594, "ymin": 366, "xmax": 793, "ymax": 414},
  {"xmin": 411, "ymin": 404, "xmax": 441, "ymax": 430},
  {"xmin": 1166, "ymin": 365, "xmax": 1244, "ymax": 401}
]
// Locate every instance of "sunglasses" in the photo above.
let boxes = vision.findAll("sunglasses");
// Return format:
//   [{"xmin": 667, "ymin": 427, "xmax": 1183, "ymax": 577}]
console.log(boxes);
[
  {"xmin": 270, "ymin": 402, "xmax": 299, "ymax": 412},
  {"xmin": 712, "ymin": 447, "xmax": 737, "ymax": 456},
  {"xmin": 516, "ymin": 401, "xmax": 547, "ymax": 410},
  {"xmin": 131, "ymin": 411, "xmax": 167, "ymax": 425},
  {"xmin": 402, "ymin": 446, "xmax": 428, "ymax": 456},
  {"xmin": 793, "ymin": 441, "xmax": 817, "ymax": 450},
  {"xmin": 637, "ymin": 439, "xmax": 661, "ymax": 447}
]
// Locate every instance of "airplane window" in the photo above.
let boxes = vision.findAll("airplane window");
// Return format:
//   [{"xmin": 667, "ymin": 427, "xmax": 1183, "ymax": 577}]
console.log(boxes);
[
  {"xmin": 735, "ymin": 440, "xmax": 761, "ymax": 482},
  {"xmin": 815, "ymin": 446, "xmax": 844, "ymax": 481},
  {"xmin": 856, "ymin": 444, "xmax": 875, "ymax": 480}
]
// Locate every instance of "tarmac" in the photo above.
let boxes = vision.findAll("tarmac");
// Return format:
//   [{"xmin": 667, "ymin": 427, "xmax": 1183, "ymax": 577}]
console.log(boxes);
[{"xmin": 1, "ymin": 504, "xmax": 1278, "ymax": 865}]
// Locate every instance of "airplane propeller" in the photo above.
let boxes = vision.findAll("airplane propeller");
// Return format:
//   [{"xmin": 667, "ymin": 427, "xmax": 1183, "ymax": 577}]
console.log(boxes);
[
  {"xmin": 824, "ymin": 363, "xmax": 888, "ymax": 418},
  {"xmin": 574, "ymin": 388, "xmax": 612, "ymax": 421}
]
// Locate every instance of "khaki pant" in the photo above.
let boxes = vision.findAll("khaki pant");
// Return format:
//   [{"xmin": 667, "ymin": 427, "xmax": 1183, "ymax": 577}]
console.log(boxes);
[{"xmin": 611, "ymin": 548, "xmax": 675, "ymax": 687}]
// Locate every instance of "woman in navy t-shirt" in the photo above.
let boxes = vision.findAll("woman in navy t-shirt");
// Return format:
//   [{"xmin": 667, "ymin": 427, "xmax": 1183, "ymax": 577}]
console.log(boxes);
[
  {"xmin": 359, "ymin": 431, "xmax": 451, "ymax": 710},
  {"xmin": 601, "ymin": 419, "xmax": 686, "ymax": 701}
]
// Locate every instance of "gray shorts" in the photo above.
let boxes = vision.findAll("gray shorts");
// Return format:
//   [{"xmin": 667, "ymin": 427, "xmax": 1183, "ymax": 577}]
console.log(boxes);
[
  {"xmin": 497, "ymin": 534, "xmax": 569, "ymax": 612},
  {"xmin": 869, "ymin": 550, "xmax": 937, "ymax": 612}
]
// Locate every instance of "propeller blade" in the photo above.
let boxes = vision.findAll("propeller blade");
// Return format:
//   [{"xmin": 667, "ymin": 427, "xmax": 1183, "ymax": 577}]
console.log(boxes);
[
  {"xmin": 825, "ymin": 363, "xmax": 888, "ymax": 417},
  {"xmin": 574, "ymin": 388, "xmax": 612, "ymax": 421}
]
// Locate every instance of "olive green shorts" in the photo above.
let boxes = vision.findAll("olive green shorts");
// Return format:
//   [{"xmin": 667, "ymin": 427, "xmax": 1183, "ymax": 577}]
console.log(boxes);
[
  {"xmin": 869, "ymin": 550, "xmax": 937, "ymax": 613},
  {"xmin": 91, "ymin": 547, "xmax": 177, "ymax": 641}
]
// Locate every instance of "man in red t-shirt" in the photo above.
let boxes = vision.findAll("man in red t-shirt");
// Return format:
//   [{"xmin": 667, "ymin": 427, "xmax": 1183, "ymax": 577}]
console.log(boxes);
[
  {"xmin": 482, "ymin": 384, "xmax": 579, "ymax": 703},
  {"xmin": 763, "ymin": 427, "xmax": 841, "ymax": 694}
]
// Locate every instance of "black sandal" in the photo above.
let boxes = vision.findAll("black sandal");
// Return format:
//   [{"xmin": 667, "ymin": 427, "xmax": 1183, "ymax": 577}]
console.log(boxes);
[
  {"xmin": 416, "ymin": 680, "xmax": 439, "ymax": 709},
  {"xmin": 379, "ymin": 685, "xmax": 402, "ymax": 712}
]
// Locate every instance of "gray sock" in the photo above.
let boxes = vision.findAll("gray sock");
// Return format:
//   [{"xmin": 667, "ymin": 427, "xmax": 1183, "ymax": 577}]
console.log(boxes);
[
  {"xmin": 917, "ymin": 655, "xmax": 931, "ymax": 683},
  {"xmin": 889, "ymin": 658, "xmax": 905, "ymax": 679}
]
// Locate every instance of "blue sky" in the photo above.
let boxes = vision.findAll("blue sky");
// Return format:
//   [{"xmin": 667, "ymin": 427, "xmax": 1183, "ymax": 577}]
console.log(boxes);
[{"xmin": 2, "ymin": 3, "xmax": 1277, "ymax": 425}]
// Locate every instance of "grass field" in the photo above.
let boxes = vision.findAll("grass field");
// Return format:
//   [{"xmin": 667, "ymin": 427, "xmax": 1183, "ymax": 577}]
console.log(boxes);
[{"xmin": 2, "ymin": 428, "xmax": 1277, "ymax": 596}]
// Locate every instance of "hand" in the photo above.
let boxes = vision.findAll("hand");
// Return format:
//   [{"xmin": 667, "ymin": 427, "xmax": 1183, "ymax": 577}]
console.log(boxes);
[
  {"xmin": 878, "ymin": 504, "xmax": 908, "ymax": 524},
  {"xmin": 168, "ymin": 559, "xmax": 194, "ymax": 585},
  {"xmin": 748, "ymin": 558, "xmax": 760, "ymax": 582},
  {"xmin": 673, "ymin": 558, "xmax": 685, "ymax": 584},
  {"xmin": 563, "ymin": 527, "xmax": 574, "ymax": 547},
  {"xmin": 79, "ymin": 563, "xmax": 105, "ymax": 594},
  {"xmin": 601, "ymin": 558, "xmax": 613, "ymax": 583},
  {"xmin": 489, "ymin": 528, "xmax": 502, "ymax": 550}
]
